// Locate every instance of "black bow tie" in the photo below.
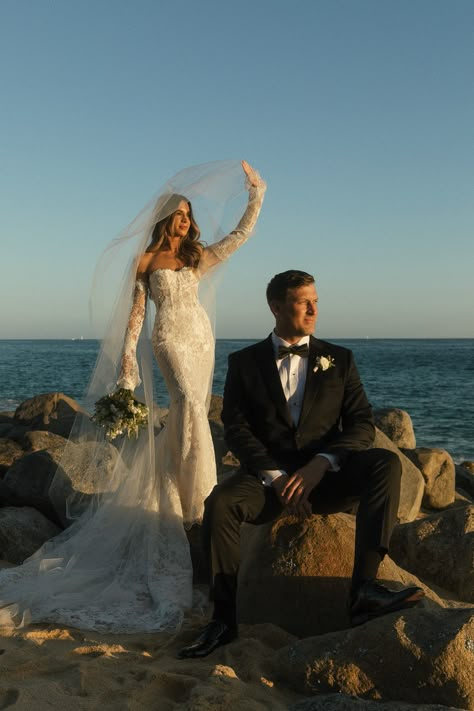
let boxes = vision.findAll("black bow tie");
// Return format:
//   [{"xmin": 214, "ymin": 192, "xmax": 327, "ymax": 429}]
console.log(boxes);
[{"xmin": 277, "ymin": 343, "xmax": 309, "ymax": 359}]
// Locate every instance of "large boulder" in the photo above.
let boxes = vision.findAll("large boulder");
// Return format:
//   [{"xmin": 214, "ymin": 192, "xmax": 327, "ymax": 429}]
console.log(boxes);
[
  {"xmin": 0, "ymin": 506, "xmax": 61, "ymax": 564},
  {"xmin": 13, "ymin": 392, "xmax": 89, "ymax": 438},
  {"xmin": 237, "ymin": 513, "xmax": 443, "ymax": 637},
  {"xmin": 374, "ymin": 408, "xmax": 416, "ymax": 449},
  {"xmin": 290, "ymin": 695, "xmax": 467, "ymax": 710},
  {"xmin": 389, "ymin": 506, "xmax": 474, "ymax": 603},
  {"xmin": 2, "ymin": 450, "xmax": 65, "ymax": 523},
  {"xmin": 0, "ymin": 437, "xmax": 24, "ymax": 476},
  {"xmin": 4, "ymin": 440, "xmax": 119, "ymax": 526},
  {"xmin": 274, "ymin": 608, "xmax": 474, "ymax": 708},
  {"xmin": 401, "ymin": 448, "xmax": 455, "ymax": 509},
  {"xmin": 372, "ymin": 429, "xmax": 424, "ymax": 522},
  {"xmin": 456, "ymin": 464, "xmax": 474, "ymax": 499},
  {"xmin": 20, "ymin": 430, "xmax": 68, "ymax": 455}
]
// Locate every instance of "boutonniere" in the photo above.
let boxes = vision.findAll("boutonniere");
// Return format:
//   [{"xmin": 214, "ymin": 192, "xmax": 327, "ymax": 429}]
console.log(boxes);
[{"xmin": 313, "ymin": 355, "xmax": 335, "ymax": 373}]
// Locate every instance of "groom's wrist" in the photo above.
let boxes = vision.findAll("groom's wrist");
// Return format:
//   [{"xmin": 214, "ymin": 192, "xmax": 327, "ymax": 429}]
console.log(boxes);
[{"xmin": 259, "ymin": 469, "xmax": 288, "ymax": 487}]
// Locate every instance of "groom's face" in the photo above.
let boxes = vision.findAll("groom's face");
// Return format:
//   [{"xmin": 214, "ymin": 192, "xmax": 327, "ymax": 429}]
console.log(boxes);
[{"xmin": 271, "ymin": 283, "xmax": 319, "ymax": 342}]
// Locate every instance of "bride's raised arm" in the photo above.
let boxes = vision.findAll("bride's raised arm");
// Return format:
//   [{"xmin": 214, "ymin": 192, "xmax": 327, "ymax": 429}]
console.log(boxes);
[
  {"xmin": 198, "ymin": 160, "xmax": 266, "ymax": 274},
  {"xmin": 116, "ymin": 263, "xmax": 148, "ymax": 391}
]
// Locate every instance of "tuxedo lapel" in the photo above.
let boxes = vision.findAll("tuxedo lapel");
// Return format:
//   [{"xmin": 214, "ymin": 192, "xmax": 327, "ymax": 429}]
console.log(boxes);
[
  {"xmin": 255, "ymin": 336, "xmax": 294, "ymax": 429},
  {"xmin": 297, "ymin": 337, "xmax": 326, "ymax": 429}
]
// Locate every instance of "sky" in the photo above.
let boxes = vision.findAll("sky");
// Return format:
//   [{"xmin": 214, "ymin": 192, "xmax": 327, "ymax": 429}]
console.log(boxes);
[{"xmin": 0, "ymin": 0, "xmax": 472, "ymax": 339}]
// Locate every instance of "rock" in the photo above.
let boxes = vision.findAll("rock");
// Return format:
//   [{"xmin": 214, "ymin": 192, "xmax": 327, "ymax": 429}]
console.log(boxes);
[
  {"xmin": 0, "ymin": 506, "xmax": 61, "ymax": 564},
  {"xmin": 3, "ymin": 450, "xmax": 64, "ymax": 523},
  {"xmin": 0, "ymin": 437, "xmax": 24, "ymax": 475},
  {"xmin": 290, "ymin": 695, "xmax": 466, "ymax": 710},
  {"xmin": 456, "ymin": 464, "xmax": 474, "ymax": 498},
  {"xmin": 20, "ymin": 430, "xmax": 68, "ymax": 455},
  {"xmin": 0, "ymin": 412, "xmax": 14, "ymax": 424},
  {"xmin": 237, "ymin": 513, "xmax": 443, "ymax": 638},
  {"xmin": 389, "ymin": 506, "xmax": 474, "ymax": 602},
  {"xmin": 455, "ymin": 489, "xmax": 473, "ymax": 504},
  {"xmin": 208, "ymin": 394, "xmax": 223, "ymax": 424},
  {"xmin": 461, "ymin": 461, "xmax": 474, "ymax": 474},
  {"xmin": 275, "ymin": 608, "xmax": 474, "ymax": 708},
  {"xmin": 13, "ymin": 392, "xmax": 89, "ymax": 438},
  {"xmin": 374, "ymin": 408, "xmax": 416, "ymax": 449},
  {"xmin": 0, "ymin": 424, "xmax": 15, "ymax": 437},
  {"xmin": 4, "ymin": 440, "xmax": 119, "ymax": 526},
  {"xmin": 47, "ymin": 440, "xmax": 120, "ymax": 525},
  {"xmin": 373, "ymin": 429, "xmax": 424, "ymax": 522},
  {"xmin": 401, "ymin": 448, "xmax": 455, "ymax": 509}
]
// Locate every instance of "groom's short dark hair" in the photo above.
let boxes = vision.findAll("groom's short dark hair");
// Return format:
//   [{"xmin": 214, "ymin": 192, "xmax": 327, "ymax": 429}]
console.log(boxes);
[{"xmin": 266, "ymin": 270, "xmax": 315, "ymax": 304}]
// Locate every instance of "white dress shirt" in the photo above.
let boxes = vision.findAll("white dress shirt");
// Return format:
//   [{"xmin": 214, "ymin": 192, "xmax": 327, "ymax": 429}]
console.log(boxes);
[{"xmin": 259, "ymin": 332, "xmax": 339, "ymax": 486}]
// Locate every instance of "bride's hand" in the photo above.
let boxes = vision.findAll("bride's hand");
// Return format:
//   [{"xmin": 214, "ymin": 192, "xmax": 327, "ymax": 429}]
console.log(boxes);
[{"xmin": 242, "ymin": 159, "xmax": 261, "ymax": 187}]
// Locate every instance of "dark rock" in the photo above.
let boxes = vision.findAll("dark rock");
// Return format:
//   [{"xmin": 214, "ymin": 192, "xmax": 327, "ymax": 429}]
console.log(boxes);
[
  {"xmin": 0, "ymin": 506, "xmax": 61, "ymax": 564},
  {"xmin": 14, "ymin": 392, "xmax": 88, "ymax": 438},
  {"xmin": 208, "ymin": 394, "xmax": 223, "ymax": 425},
  {"xmin": 0, "ymin": 438, "xmax": 24, "ymax": 476},
  {"xmin": 290, "ymin": 695, "xmax": 466, "ymax": 710},
  {"xmin": 275, "ymin": 608, "xmax": 474, "ymax": 708},
  {"xmin": 402, "ymin": 448, "xmax": 455, "ymax": 509},
  {"xmin": 374, "ymin": 408, "xmax": 416, "ymax": 449},
  {"xmin": 456, "ymin": 465, "xmax": 474, "ymax": 498},
  {"xmin": 237, "ymin": 513, "xmax": 443, "ymax": 638},
  {"xmin": 20, "ymin": 430, "xmax": 68, "ymax": 454},
  {"xmin": 4, "ymin": 440, "xmax": 119, "ymax": 527},
  {"xmin": 389, "ymin": 506, "xmax": 474, "ymax": 602},
  {"xmin": 373, "ymin": 429, "xmax": 424, "ymax": 522}
]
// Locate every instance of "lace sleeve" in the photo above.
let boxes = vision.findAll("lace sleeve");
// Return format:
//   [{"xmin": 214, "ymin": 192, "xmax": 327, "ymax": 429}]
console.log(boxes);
[
  {"xmin": 116, "ymin": 278, "xmax": 148, "ymax": 391},
  {"xmin": 198, "ymin": 180, "xmax": 266, "ymax": 273}
]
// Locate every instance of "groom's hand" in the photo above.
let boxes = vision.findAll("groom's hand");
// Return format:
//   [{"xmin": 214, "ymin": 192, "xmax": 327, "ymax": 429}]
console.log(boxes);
[
  {"xmin": 282, "ymin": 456, "xmax": 331, "ymax": 518},
  {"xmin": 271, "ymin": 474, "xmax": 290, "ymax": 507}
]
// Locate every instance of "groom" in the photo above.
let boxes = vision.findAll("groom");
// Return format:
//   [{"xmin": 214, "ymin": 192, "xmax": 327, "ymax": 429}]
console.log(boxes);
[{"xmin": 178, "ymin": 270, "xmax": 424, "ymax": 658}]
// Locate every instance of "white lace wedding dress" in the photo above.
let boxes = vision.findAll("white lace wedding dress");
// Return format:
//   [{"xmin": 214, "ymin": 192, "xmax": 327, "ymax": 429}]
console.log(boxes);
[{"xmin": 0, "ymin": 184, "xmax": 265, "ymax": 633}]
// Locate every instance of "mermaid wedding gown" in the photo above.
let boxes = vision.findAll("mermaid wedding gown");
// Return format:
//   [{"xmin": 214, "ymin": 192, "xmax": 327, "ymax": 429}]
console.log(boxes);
[{"xmin": 0, "ymin": 183, "xmax": 265, "ymax": 633}]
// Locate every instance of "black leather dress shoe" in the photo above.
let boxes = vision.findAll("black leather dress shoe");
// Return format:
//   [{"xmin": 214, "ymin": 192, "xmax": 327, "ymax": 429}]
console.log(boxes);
[
  {"xmin": 177, "ymin": 620, "xmax": 238, "ymax": 659},
  {"xmin": 350, "ymin": 580, "xmax": 425, "ymax": 626}
]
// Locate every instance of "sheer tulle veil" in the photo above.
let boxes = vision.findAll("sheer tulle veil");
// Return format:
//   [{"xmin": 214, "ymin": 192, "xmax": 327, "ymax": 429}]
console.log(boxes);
[
  {"xmin": 53, "ymin": 159, "xmax": 249, "ymax": 522},
  {"xmin": 0, "ymin": 160, "xmax": 253, "ymax": 632}
]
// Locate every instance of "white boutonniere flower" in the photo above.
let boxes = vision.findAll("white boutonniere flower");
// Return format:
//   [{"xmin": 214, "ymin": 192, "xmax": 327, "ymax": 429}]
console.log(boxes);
[{"xmin": 313, "ymin": 355, "xmax": 335, "ymax": 373}]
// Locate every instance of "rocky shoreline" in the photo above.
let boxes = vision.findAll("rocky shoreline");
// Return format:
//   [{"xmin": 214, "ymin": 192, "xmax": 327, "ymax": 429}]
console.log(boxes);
[{"xmin": 0, "ymin": 392, "xmax": 473, "ymax": 710}]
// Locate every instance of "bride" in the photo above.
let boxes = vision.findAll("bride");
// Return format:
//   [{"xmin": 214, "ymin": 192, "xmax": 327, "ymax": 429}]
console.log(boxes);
[{"xmin": 0, "ymin": 160, "xmax": 265, "ymax": 632}]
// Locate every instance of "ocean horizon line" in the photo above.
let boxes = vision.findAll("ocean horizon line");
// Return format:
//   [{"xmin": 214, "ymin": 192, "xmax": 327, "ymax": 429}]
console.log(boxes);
[{"xmin": 0, "ymin": 337, "xmax": 473, "ymax": 342}]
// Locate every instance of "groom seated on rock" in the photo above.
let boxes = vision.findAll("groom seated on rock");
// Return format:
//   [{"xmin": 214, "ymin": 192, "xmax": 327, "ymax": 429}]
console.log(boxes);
[{"xmin": 178, "ymin": 269, "xmax": 424, "ymax": 659}]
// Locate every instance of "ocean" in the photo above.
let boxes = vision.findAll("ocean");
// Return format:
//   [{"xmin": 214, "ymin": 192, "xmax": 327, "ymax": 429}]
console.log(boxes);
[{"xmin": 0, "ymin": 339, "xmax": 472, "ymax": 463}]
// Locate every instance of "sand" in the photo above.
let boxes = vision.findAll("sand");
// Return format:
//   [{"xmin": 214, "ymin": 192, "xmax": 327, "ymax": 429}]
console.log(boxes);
[{"xmin": 0, "ymin": 610, "xmax": 302, "ymax": 710}]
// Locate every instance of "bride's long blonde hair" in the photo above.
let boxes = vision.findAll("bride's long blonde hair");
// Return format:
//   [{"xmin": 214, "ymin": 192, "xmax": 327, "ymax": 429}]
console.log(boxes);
[{"xmin": 148, "ymin": 194, "xmax": 203, "ymax": 268}]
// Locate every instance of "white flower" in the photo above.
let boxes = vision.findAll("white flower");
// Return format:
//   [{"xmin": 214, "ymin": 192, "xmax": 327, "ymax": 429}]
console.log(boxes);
[
  {"xmin": 91, "ymin": 388, "xmax": 149, "ymax": 440},
  {"xmin": 313, "ymin": 355, "xmax": 335, "ymax": 373}
]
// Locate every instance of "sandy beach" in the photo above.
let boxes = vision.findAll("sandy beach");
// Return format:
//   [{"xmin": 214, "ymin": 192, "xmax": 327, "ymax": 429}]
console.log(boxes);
[{"xmin": 0, "ymin": 607, "xmax": 301, "ymax": 710}]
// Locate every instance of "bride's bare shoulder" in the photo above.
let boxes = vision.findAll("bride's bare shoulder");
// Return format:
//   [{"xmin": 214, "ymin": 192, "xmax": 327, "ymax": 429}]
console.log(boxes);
[{"xmin": 136, "ymin": 252, "xmax": 152, "ymax": 278}]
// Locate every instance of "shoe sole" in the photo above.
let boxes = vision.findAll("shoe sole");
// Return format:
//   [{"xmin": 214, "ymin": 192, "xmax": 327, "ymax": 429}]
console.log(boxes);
[{"xmin": 351, "ymin": 591, "xmax": 425, "ymax": 627}]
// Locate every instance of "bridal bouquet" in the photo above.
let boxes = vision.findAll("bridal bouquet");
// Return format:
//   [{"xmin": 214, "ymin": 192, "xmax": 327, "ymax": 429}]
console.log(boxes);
[{"xmin": 91, "ymin": 388, "xmax": 149, "ymax": 440}]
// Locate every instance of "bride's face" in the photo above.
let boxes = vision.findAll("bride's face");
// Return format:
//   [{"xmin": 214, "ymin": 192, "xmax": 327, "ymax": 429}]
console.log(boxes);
[{"xmin": 170, "ymin": 200, "xmax": 191, "ymax": 238}]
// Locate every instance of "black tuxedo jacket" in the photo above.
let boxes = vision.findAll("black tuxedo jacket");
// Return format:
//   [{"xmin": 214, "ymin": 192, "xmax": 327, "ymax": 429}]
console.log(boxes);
[{"xmin": 221, "ymin": 335, "xmax": 375, "ymax": 477}]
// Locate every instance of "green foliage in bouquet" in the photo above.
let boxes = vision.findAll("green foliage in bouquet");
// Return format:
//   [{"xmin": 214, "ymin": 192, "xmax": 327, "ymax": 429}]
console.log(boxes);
[{"xmin": 91, "ymin": 388, "xmax": 148, "ymax": 440}]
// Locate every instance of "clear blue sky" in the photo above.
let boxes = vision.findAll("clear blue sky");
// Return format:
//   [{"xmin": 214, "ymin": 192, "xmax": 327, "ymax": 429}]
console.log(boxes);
[{"xmin": 1, "ymin": 0, "xmax": 472, "ymax": 339}]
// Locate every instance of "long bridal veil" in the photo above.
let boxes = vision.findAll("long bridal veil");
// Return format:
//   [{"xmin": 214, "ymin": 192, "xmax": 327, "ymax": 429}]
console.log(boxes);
[{"xmin": 0, "ymin": 161, "xmax": 250, "ymax": 632}]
